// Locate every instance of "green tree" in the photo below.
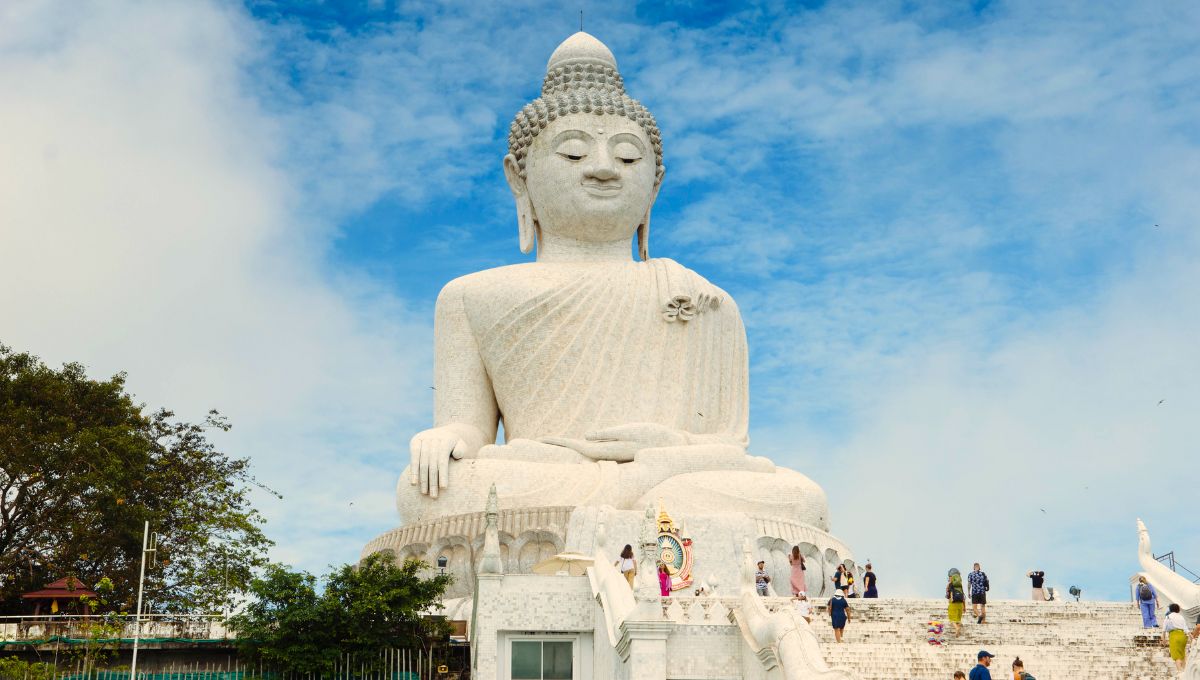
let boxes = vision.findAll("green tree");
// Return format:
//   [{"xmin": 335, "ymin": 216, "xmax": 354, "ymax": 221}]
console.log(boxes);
[
  {"xmin": 228, "ymin": 553, "xmax": 452, "ymax": 675},
  {"xmin": 0, "ymin": 344, "xmax": 276, "ymax": 613},
  {"xmin": 0, "ymin": 657, "xmax": 57, "ymax": 680}
]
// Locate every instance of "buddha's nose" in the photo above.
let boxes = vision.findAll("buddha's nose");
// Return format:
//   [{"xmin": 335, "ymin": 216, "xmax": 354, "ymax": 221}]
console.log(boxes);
[{"xmin": 588, "ymin": 152, "xmax": 619, "ymax": 181}]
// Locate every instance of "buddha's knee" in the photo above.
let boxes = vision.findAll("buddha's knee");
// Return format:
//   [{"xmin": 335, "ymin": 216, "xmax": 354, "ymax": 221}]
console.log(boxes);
[{"xmin": 638, "ymin": 467, "xmax": 830, "ymax": 531}]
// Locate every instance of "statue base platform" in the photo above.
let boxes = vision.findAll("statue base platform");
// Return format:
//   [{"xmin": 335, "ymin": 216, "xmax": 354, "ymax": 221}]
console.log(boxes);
[{"xmin": 362, "ymin": 504, "xmax": 858, "ymax": 600}]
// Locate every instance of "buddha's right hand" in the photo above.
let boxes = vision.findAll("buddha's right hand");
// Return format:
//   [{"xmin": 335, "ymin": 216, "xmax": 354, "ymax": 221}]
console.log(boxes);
[{"xmin": 409, "ymin": 426, "xmax": 471, "ymax": 498}]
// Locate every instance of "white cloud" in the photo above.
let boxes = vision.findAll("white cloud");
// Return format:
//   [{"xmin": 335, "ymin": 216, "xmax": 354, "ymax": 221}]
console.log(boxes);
[
  {"xmin": 0, "ymin": 0, "xmax": 429, "ymax": 573},
  {"xmin": 807, "ymin": 244, "xmax": 1200, "ymax": 600}
]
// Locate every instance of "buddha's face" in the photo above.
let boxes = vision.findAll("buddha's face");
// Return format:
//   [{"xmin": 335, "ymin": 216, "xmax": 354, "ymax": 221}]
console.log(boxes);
[{"xmin": 513, "ymin": 113, "xmax": 660, "ymax": 246}]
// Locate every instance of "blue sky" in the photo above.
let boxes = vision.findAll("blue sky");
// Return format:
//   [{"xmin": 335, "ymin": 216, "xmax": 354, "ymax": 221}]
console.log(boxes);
[{"xmin": 2, "ymin": 0, "xmax": 1197, "ymax": 601}]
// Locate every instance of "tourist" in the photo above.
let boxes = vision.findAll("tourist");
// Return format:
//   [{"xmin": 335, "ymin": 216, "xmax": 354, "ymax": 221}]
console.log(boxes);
[
  {"xmin": 1164, "ymin": 603, "xmax": 1189, "ymax": 671},
  {"xmin": 1011, "ymin": 656, "xmax": 1035, "ymax": 679},
  {"xmin": 846, "ymin": 567, "xmax": 857, "ymax": 597},
  {"xmin": 1135, "ymin": 575, "xmax": 1159, "ymax": 627},
  {"xmin": 969, "ymin": 650, "xmax": 995, "ymax": 680},
  {"xmin": 788, "ymin": 546, "xmax": 807, "ymax": 596},
  {"xmin": 831, "ymin": 564, "xmax": 846, "ymax": 594},
  {"xmin": 863, "ymin": 563, "xmax": 878, "ymax": 598},
  {"xmin": 946, "ymin": 569, "xmax": 966, "ymax": 637},
  {"xmin": 954, "ymin": 672, "xmax": 967, "ymax": 680},
  {"xmin": 657, "ymin": 562, "xmax": 672, "ymax": 597},
  {"xmin": 755, "ymin": 560, "xmax": 771, "ymax": 596},
  {"xmin": 615, "ymin": 544, "xmax": 636, "ymax": 587},
  {"xmin": 792, "ymin": 592, "xmax": 812, "ymax": 624},
  {"xmin": 968, "ymin": 563, "xmax": 989, "ymax": 624},
  {"xmin": 828, "ymin": 589, "xmax": 851, "ymax": 642},
  {"xmin": 1027, "ymin": 570, "xmax": 1046, "ymax": 601}
]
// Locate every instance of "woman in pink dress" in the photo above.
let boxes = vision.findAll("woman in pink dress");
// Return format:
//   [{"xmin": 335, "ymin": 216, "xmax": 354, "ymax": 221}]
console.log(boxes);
[
  {"xmin": 788, "ymin": 546, "xmax": 807, "ymax": 596},
  {"xmin": 658, "ymin": 563, "xmax": 672, "ymax": 596}
]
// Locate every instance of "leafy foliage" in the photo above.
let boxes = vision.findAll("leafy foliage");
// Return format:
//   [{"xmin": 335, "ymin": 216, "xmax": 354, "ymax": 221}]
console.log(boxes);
[
  {"xmin": 228, "ymin": 553, "xmax": 452, "ymax": 675},
  {"xmin": 0, "ymin": 344, "xmax": 276, "ymax": 613},
  {"xmin": 0, "ymin": 657, "xmax": 57, "ymax": 680}
]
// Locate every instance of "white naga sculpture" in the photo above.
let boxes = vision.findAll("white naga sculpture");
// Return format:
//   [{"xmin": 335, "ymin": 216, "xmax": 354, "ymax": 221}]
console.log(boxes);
[
  {"xmin": 398, "ymin": 31, "xmax": 829, "ymax": 530},
  {"xmin": 736, "ymin": 541, "xmax": 853, "ymax": 680},
  {"xmin": 1136, "ymin": 519, "xmax": 1200, "ymax": 614}
]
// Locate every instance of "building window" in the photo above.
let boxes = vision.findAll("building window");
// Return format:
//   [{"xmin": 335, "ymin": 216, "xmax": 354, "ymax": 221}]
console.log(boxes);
[{"xmin": 510, "ymin": 639, "xmax": 573, "ymax": 679}]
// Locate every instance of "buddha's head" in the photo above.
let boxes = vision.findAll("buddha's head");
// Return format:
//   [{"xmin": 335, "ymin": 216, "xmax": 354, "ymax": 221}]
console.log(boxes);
[{"xmin": 505, "ymin": 32, "xmax": 665, "ymax": 259}]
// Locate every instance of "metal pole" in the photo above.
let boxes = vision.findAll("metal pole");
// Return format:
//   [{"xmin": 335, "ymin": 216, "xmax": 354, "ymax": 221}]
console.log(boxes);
[{"xmin": 130, "ymin": 521, "xmax": 150, "ymax": 680}]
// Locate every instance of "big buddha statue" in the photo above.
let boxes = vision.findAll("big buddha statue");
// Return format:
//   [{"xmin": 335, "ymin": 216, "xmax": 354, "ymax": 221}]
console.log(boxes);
[{"xmin": 365, "ymin": 32, "xmax": 856, "ymax": 598}]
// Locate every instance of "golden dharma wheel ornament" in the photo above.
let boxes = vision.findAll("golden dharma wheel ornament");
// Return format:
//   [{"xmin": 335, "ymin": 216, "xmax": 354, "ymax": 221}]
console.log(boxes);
[{"xmin": 655, "ymin": 501, "xmax": 693, "ymax": 591}]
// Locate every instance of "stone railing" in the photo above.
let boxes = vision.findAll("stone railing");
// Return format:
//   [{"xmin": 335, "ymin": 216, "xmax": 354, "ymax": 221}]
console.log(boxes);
[
  {"xmin": 0, "ymin": 614, "xmax": 230, "ymax": 644},
  {"xmin": 362, "ymin": 506, "xmax": 575, "ymax": 557}
]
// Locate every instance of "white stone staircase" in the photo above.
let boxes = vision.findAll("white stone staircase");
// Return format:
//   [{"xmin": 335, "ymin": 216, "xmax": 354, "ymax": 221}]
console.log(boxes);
[{"xmin": 796, "ymin": 598, "xmax": 1178, "ymax": 680}]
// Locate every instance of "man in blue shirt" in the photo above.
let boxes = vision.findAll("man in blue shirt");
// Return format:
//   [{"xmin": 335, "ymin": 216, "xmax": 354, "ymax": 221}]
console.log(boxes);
[
  {"xmin": 969, "ymin": 650, "xmax": 995, "ymax": 680},
  {"xmin": 967, "ymin": 563, "xmax": 989, "ymax": 623}
]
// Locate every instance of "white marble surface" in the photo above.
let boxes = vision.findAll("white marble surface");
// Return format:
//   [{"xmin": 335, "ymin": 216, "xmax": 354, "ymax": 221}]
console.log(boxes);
[{"xmin": 394, "ymin": 31, "xmax": 831, "ymax": 546}]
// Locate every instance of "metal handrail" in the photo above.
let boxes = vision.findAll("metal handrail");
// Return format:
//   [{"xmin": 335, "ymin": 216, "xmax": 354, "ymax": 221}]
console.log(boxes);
[{"xmin": 1154, "ymin": 551, "xmax": 1200, "ymax": 584}]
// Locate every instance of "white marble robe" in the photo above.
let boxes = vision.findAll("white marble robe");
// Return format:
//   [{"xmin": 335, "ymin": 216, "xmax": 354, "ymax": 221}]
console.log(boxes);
[{"xmin": 456, "ymin": 258, "xmax": 749, "ymax": 447}]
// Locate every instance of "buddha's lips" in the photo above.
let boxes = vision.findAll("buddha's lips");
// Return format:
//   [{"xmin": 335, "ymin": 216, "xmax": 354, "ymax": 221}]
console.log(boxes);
[{"xmin": 582, "ymin": 181, "xmax": 622, "ymax": 194}]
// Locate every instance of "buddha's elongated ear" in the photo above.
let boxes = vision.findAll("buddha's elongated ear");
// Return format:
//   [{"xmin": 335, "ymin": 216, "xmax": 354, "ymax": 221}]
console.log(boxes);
[
  {"xmin": 503, "ymin": 154, "xmax": 538, "ymax": 254},
  {"xmin": 638, "ymin": 165, "xmax": 666, "ymax": 261}
]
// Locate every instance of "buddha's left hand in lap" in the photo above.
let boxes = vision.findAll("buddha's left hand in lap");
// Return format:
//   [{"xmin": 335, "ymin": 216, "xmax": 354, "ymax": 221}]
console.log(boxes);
[{"xmin": 540, "ymin": 422, "xmax": 691, "ymax": 462}]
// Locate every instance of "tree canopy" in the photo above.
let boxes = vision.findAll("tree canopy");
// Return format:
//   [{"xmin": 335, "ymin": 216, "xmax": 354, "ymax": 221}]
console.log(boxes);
[
  {"xmin": 228, "ymin": 553, "xmax": 452, "ymax": 675},
  {"xmin": 0, "ymin": 344, "xmax": 275, "ymax": 613}
]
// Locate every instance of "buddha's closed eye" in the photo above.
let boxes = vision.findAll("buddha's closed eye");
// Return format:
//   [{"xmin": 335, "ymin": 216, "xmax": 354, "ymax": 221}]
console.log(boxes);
[
  {"xmin": 614, "ymin": 141, "xmax": 642, "ymax": 164},
  {"xmin": 556, "ymin": 138, "xmax": 589, "ymax": 161}
]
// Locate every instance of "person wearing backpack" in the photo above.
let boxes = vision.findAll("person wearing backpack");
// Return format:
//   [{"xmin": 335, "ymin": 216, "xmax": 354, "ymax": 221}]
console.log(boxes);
[
  {"xmin": 1011, "ymin": 656, "xmax": 1036, "ymax": 680},
  {"xmin": 968, "ymin": 563, "xmax": 990, "ymax": 624},
  {"xmin": 946, "ymin": 568, "xmax": 966, "ymax": 637},
  {"xmin": 1135, "ymin": 575, "xmax": 1159, "ymax": 628}
]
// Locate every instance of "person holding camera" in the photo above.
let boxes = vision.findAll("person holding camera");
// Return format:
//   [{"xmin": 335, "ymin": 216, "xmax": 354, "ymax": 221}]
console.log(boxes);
[{"xmin": 1027, "ymin": 570, "xmax": 1046, "ymax": 601}]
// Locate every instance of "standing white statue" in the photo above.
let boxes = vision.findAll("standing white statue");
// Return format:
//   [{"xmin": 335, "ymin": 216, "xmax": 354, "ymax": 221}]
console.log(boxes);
[{"xmin": 396, "ymin": 32, "xmax": 830, "ymax": 531}]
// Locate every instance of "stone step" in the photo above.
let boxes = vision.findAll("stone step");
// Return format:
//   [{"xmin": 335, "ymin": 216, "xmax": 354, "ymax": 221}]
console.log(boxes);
[{"xmin": 774, "ymin": 597, "xmax": 1180, "ymax": 680}]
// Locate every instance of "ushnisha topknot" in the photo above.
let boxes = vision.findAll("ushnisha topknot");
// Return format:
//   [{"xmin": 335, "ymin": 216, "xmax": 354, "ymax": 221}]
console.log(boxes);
[{"xmin": 508, "ymin": 32, "xmax": 664, "ymax": 177}]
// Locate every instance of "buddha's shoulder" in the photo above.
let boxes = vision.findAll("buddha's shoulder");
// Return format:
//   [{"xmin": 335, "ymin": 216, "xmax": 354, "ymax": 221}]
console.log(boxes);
[
  {"xmin": 436, "ymin": 263, "xmax": 564, "ymax": 306},
  {"xmin": 652, "ymin": 258, "xmax": 741, "ymax": 312}
]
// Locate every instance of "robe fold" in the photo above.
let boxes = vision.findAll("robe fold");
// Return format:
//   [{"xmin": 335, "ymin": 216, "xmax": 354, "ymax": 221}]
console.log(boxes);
[{"xmin": 463, "ymin": 258, "xmax": 749, "ymax": 447}]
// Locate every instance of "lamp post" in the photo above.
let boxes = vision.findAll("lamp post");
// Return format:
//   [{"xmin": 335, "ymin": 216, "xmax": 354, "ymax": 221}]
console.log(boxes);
[
  {"xmin": 437, "ymin": 556, "xmax": 448, "ymax": 576},
  {"xmin": 129, "ymin": 522, "xmax": 159, "ymax": 680}
]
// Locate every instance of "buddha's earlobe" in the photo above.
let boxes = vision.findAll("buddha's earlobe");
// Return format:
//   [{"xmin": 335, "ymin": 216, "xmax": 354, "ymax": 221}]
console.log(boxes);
[
  {"xmin": 517, "ymin": 197, "xmax": 538, "ymax": 255},
  {"xmin": 504, "ymin": 154, "xmax": 538, "ymax": 254},
  {"xmin": 638, "ymin": 166, "xmax": 666, "ymax": 261}
]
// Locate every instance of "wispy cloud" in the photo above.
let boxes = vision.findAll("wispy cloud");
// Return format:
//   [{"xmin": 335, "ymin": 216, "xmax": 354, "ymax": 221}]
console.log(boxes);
[
  {"xmin": 0, "ymin": 0, "xmax": 431, "ymax": 569},
  {"xmin": 3, "ymin": 0, "xmax": 1197, "ymax": 599}
]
